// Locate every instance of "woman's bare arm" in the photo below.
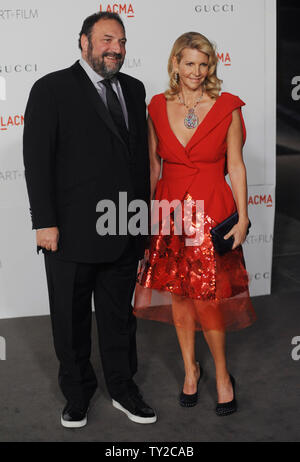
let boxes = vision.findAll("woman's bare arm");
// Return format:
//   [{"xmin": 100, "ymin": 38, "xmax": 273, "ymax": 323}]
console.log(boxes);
[
  {"xmin": 224, "ymin": 109, "xmax": 250, "ymax": 249},
  {"xmin": 148, "ymin": 116, "xmax": 161, "ymax": 201}
]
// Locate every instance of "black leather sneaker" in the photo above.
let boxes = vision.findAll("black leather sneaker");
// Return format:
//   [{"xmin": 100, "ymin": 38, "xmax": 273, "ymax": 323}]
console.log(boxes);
[
  {"xmin": 112, "ymin": 393, "xmax": 157, "ymax": 424},
  {"xmin": 61, "ymin": 403, "xmax": 88, "ymax": 428}
]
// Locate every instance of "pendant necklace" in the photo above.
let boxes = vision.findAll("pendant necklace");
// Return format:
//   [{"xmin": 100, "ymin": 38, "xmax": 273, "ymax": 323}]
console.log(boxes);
[{"xmin": 178, "ymin": 89, "xmax": 204, "ymax": 129}]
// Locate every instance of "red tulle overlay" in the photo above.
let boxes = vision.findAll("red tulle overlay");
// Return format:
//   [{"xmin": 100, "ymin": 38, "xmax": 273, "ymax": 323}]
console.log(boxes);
[{"xmin": 133, "ymin": 194, "xmax": 257, "ymax": 332}]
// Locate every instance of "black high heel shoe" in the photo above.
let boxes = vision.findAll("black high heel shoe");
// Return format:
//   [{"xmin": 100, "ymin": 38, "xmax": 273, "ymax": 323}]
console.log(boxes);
[
  {"xmin": 179, "ymin": 363, "xmax": 203, "ymax": 407},
  {"xmin": 215, "ymin": 374, "xmax": 237, "ymax": 416}
]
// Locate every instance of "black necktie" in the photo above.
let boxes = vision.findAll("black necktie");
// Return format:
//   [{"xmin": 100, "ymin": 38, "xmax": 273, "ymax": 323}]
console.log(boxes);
[{"xmin": 101, "ymin": 79, "xmax": 129, "ymax": 147}]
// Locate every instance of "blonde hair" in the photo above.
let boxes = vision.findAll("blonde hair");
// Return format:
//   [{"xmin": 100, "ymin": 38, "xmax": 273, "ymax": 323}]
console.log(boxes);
[{"xmin": 165, "ymin": 32, "xmax": 222, "ymax": 100}]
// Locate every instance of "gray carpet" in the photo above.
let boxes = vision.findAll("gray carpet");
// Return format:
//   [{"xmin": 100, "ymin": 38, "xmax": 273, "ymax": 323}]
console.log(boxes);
[
  {"xmin": 0, "ymin": 154, "xmax": 300, "ymax": 442},
  {"xmin": 0, "ymin": 290, "xmax": 299, "ymax": 442}
]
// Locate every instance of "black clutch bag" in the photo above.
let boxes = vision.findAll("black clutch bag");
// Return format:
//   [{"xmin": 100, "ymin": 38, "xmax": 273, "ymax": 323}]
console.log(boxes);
[{"xmin": 210, "ymin": 212, "xmax": 251, "ymax": 255}]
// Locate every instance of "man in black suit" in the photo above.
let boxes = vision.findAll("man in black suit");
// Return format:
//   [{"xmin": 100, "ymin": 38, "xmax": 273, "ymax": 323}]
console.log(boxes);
[{"xmin": 23, "ymin": 11, "xmax": 156, "ymax": 427}]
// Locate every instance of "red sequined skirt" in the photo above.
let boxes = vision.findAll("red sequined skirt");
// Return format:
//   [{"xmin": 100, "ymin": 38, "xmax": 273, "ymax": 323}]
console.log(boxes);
[{"xmin": 133, "ymin": 193, "xmax": 257, "ymax": 332}]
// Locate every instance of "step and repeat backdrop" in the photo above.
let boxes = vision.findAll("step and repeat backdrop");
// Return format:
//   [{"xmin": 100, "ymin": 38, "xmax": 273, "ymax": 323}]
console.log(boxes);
[{"xmin": 0, "ymin": 0, "xmax": 276, "ymax": 318}]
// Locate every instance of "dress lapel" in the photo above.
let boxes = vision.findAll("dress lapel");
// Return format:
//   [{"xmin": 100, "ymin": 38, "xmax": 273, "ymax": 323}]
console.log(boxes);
[
  {"xmin": 185, "ymin": 94, "xmax": 225, "ymax": 151},
  {"xmin": 71, "ymin": 61, "xmax": 128, "ymax": 149},
  {"xmin": 187, "ymin": 93, "xmax": 246, "ymax": 152},
  {"xmin": 160, "ymin": 94, "xmax": 199, "ymax": 169}
]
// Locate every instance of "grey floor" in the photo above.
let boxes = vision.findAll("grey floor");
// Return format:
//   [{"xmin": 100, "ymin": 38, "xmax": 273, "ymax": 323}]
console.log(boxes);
[{"xmin": 0, "ymin": 151, "xmax": 300, "ymax": 442}]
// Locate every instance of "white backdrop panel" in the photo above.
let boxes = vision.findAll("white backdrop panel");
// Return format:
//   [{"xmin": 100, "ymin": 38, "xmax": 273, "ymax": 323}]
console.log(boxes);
[{"xmin": 0, "ymin": 0, "xmax": 276, "ymax": 318}]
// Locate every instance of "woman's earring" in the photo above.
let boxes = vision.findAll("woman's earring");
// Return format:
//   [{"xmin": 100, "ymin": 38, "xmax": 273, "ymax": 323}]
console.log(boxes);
[{"xmin": 175, "ymin": 73, "xmax": 180, "ymax": 83}]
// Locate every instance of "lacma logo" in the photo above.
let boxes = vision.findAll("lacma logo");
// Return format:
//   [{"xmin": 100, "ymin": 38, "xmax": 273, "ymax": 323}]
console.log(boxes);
[
  {"xmin": 99, "ymin": 3, "xmax": 135, "ymax": 18},
  {"xmin": 248, "ymin": 194, "xmax": 273, "ymax": 208},
  {"xmin": 0, "ymin": 76, "xmax": 6, "ymax": 100},
  {"xmin": 0, "ymin": 114, "xmax": 24, "ymax": 131},
  {"xmin": 217, "ymin": 52, "xmax": 231, "ymax": 67}
]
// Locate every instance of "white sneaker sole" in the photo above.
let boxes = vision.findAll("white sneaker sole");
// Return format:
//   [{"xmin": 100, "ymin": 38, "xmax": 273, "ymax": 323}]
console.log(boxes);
[
  {"xmin": 112, "ymin": 399, "xmax": 157, "ymax": 424},
  {"xmin": 61, "ymin": 415, "xmax": 87, "ymax": 428}
]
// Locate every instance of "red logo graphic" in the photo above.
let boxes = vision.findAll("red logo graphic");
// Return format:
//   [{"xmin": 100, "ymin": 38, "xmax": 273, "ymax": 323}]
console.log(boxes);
[
  {"xmin": 217, "ymin": 52, "xmax": 231, "ymax": 67},
  {"xmin": 0, "ymin": 115, "xmax": 24, "ymax": 131},
  {"xmin": 248, "ymin": 194, "xmax": 273, "ymax": 207},
  {"xmin": 99, "ymin": 3, "xmax": 135, "ymax": 18}
]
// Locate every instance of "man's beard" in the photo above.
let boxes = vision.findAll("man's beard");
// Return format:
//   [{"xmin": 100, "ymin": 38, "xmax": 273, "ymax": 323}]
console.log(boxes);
[{"xmin": 87, "ymin": 40, "xmax": 124, "ymax": 78}]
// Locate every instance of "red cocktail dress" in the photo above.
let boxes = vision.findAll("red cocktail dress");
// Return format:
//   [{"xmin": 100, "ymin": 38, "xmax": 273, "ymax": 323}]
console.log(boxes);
[{"xmin": 133, "ymin": 92, "xmax": 257, "ymax": 332}]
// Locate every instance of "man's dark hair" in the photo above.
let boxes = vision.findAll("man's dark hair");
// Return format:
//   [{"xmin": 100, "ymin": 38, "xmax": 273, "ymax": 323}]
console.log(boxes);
[{"xmin": 78, "ymin": 12, "xmax": 125, "ymax": 50}]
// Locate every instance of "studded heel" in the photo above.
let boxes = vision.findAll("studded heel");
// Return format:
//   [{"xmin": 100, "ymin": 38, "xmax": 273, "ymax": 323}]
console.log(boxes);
[
  {"xmin": 179, "ymin": 363, "xmax": 203, "ymax": 407},
  {"xmin": 215, "ymin": 374, "xmax": 237, "ymax": 416}
]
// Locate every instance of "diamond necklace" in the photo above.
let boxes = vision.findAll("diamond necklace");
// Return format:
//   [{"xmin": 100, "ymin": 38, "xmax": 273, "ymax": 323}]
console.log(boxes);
[{"xmin": 177, "ymin": 89, "xmax": 204, "ymax": 129}]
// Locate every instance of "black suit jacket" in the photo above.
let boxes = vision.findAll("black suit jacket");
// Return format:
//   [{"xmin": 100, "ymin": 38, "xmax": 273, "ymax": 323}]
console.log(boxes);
[{"xmin": 23, "ymin": 60, "xmax": 150, "ymax": 263}]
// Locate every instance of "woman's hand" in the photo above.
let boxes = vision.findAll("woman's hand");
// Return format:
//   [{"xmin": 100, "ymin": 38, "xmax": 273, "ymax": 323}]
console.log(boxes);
[
  {"xmin": 36, "ymin": 227, "xmax": 59, "ymax": 251},
  {"xmin": 223, "ymin": 218, "xmax": 250, "ymax": 250}
]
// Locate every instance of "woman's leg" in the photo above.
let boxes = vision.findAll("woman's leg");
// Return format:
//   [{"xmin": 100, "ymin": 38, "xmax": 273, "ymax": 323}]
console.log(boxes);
[
  {"xmin": 172, "ymin": 294, "xmax": 200, "ymax": 394},
  {"xmin": 202, "ymin": 330, "xmax": 233, "ymax": 403}
]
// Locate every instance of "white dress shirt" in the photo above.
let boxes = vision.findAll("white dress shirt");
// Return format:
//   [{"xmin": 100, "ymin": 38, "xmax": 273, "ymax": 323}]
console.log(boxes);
[{"xmin": 79, "ymin": 57, "xmax": 129, "ymax": 129}]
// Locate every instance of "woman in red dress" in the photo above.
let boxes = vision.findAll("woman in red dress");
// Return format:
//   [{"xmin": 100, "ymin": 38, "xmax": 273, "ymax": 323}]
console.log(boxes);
[{"xmin": 134, "ymin": 32, "xmax": 256, "ymax": 415}]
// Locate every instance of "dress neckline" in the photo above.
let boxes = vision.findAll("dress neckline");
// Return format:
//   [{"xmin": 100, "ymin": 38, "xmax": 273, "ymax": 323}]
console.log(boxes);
[{"xmin": 163, "ymin": 93, "xmax": 223, "ymax": 150}]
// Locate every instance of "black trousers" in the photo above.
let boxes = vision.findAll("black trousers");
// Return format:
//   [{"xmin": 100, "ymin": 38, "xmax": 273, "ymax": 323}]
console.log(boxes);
[{"xmin": 44, "ymin": 238, "xmax": 139, "ymax": 411}]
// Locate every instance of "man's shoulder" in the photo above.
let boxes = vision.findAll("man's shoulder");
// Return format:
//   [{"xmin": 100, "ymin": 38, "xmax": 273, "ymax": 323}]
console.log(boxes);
[
  {"xmin": 118, "ymin": 72, "xmax": 145, "ymax": 91},
  {"xmin": 35, "ymin": 64, "xmax": 74, "ymax": 86},
  {"xmin": 30, "ymin": 63, "xmax": 78, "ymax": 96}
]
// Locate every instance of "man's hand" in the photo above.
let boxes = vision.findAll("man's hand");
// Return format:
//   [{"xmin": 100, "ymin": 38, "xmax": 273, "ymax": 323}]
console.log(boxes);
[{"xmin": 36, "ymin": 227, "xmax": 59, "ymax": 251}]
